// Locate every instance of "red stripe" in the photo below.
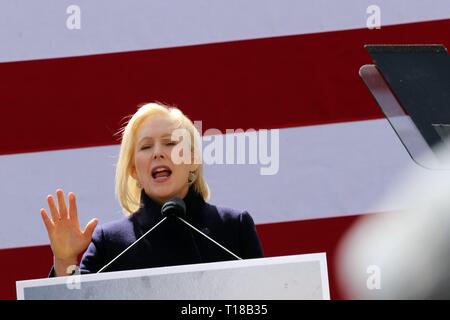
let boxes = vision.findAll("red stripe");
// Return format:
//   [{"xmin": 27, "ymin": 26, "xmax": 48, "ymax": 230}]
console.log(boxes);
[
  {"xmin": 0, "ymin": 244, "xmax": 53, "ymax": 300},
  {"xmin": 1, "ymin": 19, "xmax": 449, "ymax": 156},
  {"xmin": 257, "ymin": 215, "xmax": 360, "ymax": 300},
  {"xmin": 0, "ymin": 214, "xmax": 361, "ymax": 300}
]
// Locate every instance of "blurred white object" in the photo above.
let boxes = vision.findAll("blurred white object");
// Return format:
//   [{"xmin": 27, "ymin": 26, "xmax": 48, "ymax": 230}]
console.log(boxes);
[{"xmin": 337, "ymin": 143, "xmax": 450, "ymax": 299}]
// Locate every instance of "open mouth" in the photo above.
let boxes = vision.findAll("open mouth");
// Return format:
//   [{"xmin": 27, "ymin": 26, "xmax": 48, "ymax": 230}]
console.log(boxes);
[{"xmin": 151, "ymin": 165, "xmax": 173, "ymax": 182}]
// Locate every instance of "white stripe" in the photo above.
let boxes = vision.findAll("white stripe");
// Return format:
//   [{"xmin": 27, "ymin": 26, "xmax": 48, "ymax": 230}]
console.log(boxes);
[
  {"xmin": 207, "ymin": 119, "xmax": 420, "ymax": 223},
  {"xmin": 1, "ymin": 0, "xmax": 449, "ymax": 63},
  {"xmin": 0, "ymin": 145, "xmax": 121, "ymax": 249},
  {"xmin": 0, "ymin": 118, "xmax": 430, "ymax": 249}
]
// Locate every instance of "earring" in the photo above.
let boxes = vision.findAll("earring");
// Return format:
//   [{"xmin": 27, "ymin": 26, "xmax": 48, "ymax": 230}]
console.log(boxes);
[
  {"xmin": 188, "ymin": 171, "xmax": 196, "ymax": 184},
  {"xmin": 136, "ymin": 181, "xmax": 142, "ymax": 188}
]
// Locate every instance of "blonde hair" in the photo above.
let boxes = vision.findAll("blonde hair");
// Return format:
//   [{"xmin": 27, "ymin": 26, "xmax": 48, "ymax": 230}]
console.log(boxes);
[{"xmin": 115, "ymin": 102, "xmax": 210, "ymax": 215}]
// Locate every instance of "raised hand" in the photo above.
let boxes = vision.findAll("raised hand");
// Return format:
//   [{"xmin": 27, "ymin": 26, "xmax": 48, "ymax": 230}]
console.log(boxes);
[{"xmin": 40, "ymin": 189, "xmax": 98, "ymax": 276}]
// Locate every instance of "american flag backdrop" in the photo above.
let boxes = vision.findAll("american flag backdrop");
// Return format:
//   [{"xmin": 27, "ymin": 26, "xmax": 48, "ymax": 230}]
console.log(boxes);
[{"xmin": 1, "ymin": 0, "xmax": 449, "ymax": 299}]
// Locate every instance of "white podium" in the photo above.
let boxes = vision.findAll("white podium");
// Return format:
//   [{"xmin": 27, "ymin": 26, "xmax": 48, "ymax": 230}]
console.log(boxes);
[{"xmin": 16, "ymin": 253, "xmax": 330, "ymax": 300}]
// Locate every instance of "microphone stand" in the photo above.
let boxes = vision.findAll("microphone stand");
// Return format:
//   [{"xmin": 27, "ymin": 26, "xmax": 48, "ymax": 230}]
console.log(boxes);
[
  {"xmin": 97, "ymin": 217, "xmax": 168, "ymax": 273},
  {"xmin": 96, "ymin": 196, "xmax": 243, "ymax": 273},
  {"xmin": 175, "ymin": 216, "xmax": 242, "ymax": 260}
]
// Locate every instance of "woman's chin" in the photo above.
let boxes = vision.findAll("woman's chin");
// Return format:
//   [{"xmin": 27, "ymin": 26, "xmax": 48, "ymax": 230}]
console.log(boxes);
[{"xmin": 149, "ymin": 184, "xmax": 177, "ymax": 200}]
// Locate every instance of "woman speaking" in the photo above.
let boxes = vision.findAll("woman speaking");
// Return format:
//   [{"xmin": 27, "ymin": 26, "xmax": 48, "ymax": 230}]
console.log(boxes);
[{"xmin": 40, "ymin": 102, "xmax": 264, "ymax": 276}]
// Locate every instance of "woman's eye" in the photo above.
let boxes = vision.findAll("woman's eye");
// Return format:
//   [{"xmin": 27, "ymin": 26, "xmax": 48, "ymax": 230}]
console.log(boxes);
[
  {"xmin": 167, "ymin": 141, "xmax": 178, "ymax": 146},
  {"xmin": 141, "ymin": 145, "xmax": 152, "ymax": 150}
]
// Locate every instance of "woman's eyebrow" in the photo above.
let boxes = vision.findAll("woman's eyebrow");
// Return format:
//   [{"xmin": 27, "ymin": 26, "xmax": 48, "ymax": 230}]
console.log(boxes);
[
  {"xmin": 137, "ymin": 136, "xmax": 153, "ymax": 144},
  {"xmin": 138, "ymin": 133, "xmax": 174, "ymax": 143}
]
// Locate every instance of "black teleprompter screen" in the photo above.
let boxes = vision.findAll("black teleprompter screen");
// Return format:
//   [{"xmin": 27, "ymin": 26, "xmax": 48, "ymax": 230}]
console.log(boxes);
[{"xmin": 367, "ymin": 45, "xmax": 450, "ymax": 148}]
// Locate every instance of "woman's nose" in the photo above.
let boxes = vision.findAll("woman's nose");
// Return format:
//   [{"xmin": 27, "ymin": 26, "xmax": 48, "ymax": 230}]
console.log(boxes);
[{"xmin": 152, "ymin": 143, "xmax": 165, "ymax": 159}]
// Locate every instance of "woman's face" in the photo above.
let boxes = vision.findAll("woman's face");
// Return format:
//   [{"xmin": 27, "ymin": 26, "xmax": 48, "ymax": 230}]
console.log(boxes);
[{"xmin": 131, "ymin": 115, "xmax": 198, "ymax": 204}]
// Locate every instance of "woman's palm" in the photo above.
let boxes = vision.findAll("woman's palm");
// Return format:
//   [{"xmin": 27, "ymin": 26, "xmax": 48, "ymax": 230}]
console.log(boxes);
[{"xmin": 40, "ymin": 189, "xmax": 98, "ymax": 261}]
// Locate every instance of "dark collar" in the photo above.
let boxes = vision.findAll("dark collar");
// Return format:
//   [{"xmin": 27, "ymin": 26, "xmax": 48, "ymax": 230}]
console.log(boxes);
[{"xmin": 133, "ymin": 186, "xmax": 205, "ymax": 229}]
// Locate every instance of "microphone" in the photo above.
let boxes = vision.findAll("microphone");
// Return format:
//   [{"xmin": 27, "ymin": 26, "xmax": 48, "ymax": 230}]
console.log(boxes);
[
  {"xmin": 96, "ymin": 204, "xmax": 173, "ymax": 273},
  {"xmin": 161, "ymin": 197, "xmax": 186, "ymax": 219},
  {"xmin": 163, "ymin": 197, "xmax": 242, "ymax": 261}
]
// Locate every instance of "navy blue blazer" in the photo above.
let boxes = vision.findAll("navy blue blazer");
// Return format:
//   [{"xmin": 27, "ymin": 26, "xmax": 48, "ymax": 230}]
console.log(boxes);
[{"xmin": 66, "ymin": 187, "xmax": 264, "ymax": 274}]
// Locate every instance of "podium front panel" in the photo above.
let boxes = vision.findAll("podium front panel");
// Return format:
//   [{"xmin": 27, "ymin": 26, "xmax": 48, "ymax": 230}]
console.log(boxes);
[{"xmin": 17, "ymin": 253, "xmax": 329, "ymax": 300}]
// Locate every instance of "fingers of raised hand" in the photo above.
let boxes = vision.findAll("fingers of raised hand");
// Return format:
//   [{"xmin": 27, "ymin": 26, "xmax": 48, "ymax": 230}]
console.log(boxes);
[
  {"xmin": 40, "ymin": 208, "xmax": 55, "ymax": 232},
  {"xmin": 56, "ymin": 189, "xmax": 68, "ymax": 219},
  {"xmin": 47, "ymin": 194, "xmax": 61, "ymax": 222},
  {"xmin": 46, "ymin": 189, "xmax": 76, "ymax": 223},
  {"xmin": 68, "ymin": 192, "xmax": 79, "ymax": 222},
  {"xmin": 83, "ymin": 218, "xmax": 99, "ymax": 239}
]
